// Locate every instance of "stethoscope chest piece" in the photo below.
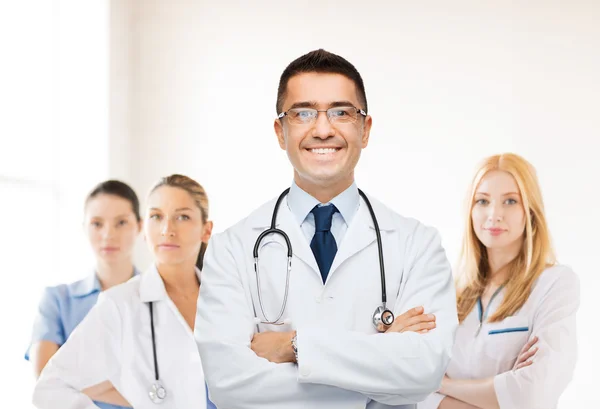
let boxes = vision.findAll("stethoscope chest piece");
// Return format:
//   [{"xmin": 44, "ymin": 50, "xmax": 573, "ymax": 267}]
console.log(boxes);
[
  {"xmin": 373, "ymin": 306, "xmax": 395, "ymax": 331},
  {"xmin": 149, "ymin": 382, "xmax": 167, "ymax": 404}
]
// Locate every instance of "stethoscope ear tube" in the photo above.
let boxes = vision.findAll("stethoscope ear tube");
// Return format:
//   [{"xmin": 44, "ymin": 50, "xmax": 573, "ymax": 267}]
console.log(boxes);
[
  {"xmin": 148, "ymin": 302, "xmax": 167, "ymax": 403},
  {"xmin": 253, "ymin": 228, "xmax": 292, "ymax": 259},
  {"xmin": 253, "ymin": 188, "xmax": 293, "ymax": 326},
  {"xmin": 358, "ymin": 189, "xmax": 388, "ymax": 307},
  {"xmin": 253, "ymin": 188, "xmax": 292, "ymax": 258},
  {"xmin": 149, "ymin": 302, "xmax": 159, "ymax": 382}
]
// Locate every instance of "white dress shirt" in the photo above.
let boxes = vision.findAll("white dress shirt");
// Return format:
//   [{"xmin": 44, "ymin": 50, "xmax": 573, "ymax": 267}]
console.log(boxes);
[{"xmin": 287, "ymin": 180, "xmax": 359, "ymax": 245}]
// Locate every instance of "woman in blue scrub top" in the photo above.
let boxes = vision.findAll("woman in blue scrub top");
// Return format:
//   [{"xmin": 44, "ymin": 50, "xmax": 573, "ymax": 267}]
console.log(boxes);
[{"xmin": 26, "ymin": 180, "xmax": 142, "ymax": 408}]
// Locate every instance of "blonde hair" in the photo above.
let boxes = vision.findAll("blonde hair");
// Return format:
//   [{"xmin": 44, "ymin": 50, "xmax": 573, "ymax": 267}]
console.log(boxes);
[
  {"xmin": 456, "ymin": 153, "xmax": 555, "ymax": 323},
  {"xmin": 150, "ymin": 174, "xmax": 210, "ymax": 269}
]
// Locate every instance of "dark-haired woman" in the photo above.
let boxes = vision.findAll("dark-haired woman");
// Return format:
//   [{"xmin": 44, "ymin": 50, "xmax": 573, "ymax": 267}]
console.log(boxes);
[{"xmin": 26, "ymin": 180, "xmax": 142, "ymax": 408}]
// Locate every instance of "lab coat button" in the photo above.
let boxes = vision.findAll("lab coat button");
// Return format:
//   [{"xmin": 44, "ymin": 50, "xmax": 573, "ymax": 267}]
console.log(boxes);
[{"xmin": 299, "ymin": 366, "xmax": 311, "ymax": 377}]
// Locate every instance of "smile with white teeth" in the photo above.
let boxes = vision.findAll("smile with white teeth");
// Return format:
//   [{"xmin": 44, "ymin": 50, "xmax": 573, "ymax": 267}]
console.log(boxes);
[{"xmin": 309, "ymin": 148, "xmax": 338, "ymax": 154}]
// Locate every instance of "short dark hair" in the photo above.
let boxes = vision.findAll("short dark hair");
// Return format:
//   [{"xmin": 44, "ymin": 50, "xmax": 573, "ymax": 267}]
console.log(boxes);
[
  {"xmin": 86, "ymin": 180, "xmax": 141, "ymax": 222},
  {"xmin": 276, "ymin": 49, "xmax": 368, "ymax": 114}
]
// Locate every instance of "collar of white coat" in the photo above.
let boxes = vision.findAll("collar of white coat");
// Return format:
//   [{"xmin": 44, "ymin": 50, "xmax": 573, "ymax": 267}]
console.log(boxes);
[
  {"xmin": 139, "ymin": 264, "xmax": 202, "ymax": 303},
  {"xmin": 287, "ymin": 180, "xmax": 359, "ymax": 227},
  {"xmin": 250, "ymin": 184, "xmax": 396, "ymax": 232}
]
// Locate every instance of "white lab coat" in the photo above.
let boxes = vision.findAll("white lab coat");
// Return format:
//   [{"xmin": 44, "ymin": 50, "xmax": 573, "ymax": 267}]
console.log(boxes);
[
  {"xmin": 33, "ymin": 265, "xmax": 208, "ymax": 409},
  {"xmin": 419, "ymin": 264, "xmax": 580, "ymax": 409},
  {"xmin": 195, "ymin": 193, "xmax": 459, "ymax": 409}
]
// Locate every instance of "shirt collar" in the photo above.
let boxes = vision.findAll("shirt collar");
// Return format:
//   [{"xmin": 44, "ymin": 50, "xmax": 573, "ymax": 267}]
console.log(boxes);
[
  {"xmin": 139, "ymin": 264, "xmax": 202, "ymax": 303},
  {"xmin": 71, "ymin": 266, "xmax": 140, "ymax": 298},
  {"xmin": 287, "ymin": 181, "xmax": 360, "ymax": 227}
]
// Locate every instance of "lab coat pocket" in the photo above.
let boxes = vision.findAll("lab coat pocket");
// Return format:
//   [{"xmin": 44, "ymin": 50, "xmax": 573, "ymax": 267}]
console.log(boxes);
[{"xmin": 482, "ymin": 316, "xmax": 530, "ymax": 364}]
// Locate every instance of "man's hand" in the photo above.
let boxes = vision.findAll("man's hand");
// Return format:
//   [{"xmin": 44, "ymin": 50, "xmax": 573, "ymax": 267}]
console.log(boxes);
[
  {"xmin": 383, "ymin": 306, "xmax": 436, "ymax": 333},
  {"xmin": 251, "ymin": 331, "xmax": 296, "ymax": 363},
  {"xmin": 513, "ymin": 335, "xmax": 539, "ymax": 371}
]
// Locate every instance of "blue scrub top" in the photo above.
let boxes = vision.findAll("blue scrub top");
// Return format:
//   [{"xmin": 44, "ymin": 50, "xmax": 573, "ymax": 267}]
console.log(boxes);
[{"xmin": 26, "ymin": 269, "xmax": 139, "ymax": 409}]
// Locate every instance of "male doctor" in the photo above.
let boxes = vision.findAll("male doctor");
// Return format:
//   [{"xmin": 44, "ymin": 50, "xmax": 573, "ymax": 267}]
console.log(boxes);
[{"xmin": 195, "ymin": 49, "xmax": 458, "ymax": 409}]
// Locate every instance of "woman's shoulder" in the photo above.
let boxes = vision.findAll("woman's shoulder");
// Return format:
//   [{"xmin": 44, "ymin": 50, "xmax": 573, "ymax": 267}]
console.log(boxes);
[
  {"xmin": 533, "ymin": 263, "xmax": 580, "ymax": 295},
  {"xmin": 539, "ymin": 263, "xmax": 578, "ymax": 282},
  {"xmin": 43, "ymin": 271, "xmax": 100, "ymax": 301},
  {"xmin": 101, "ymin": 275, "xmax": 143, "ymax": 305},
  {"xmin": 41, "ymin": 276, "xmax": 90, "ymax": 303}
]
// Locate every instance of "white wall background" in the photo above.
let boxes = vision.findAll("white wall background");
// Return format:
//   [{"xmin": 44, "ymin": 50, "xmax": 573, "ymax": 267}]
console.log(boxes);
[
  {"xmin": 127, "ymin": 1, "xmax": 599, "ymax": 408},
  {"xmin": 1, "ymin": 1, "xmax": 112, "ymax": 407},
  {"xmin": 3, "ymin": 1, "xmax": 598, "ymax": 408}
]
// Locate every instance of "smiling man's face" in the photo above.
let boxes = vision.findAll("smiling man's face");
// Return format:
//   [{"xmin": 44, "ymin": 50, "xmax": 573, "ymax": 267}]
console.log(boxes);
[{"xmin": 274, "ymin": 72, "xmax": 372, "ymax": 197}]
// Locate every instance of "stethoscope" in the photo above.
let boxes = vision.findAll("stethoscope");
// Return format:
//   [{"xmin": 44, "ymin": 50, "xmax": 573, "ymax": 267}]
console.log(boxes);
[
  {"xmin": 147, "ymin": 302, "xmax": 167, "ymax": 404},
  {"xmin": 253, "ymin": 188, "xmax": 395, "ymax": 332}
]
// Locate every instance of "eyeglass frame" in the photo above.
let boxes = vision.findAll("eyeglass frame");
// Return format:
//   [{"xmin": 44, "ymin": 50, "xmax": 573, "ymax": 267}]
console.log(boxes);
[{"xmin": 277, "ymin": 105, "xmax": 368, "ymax": 124}]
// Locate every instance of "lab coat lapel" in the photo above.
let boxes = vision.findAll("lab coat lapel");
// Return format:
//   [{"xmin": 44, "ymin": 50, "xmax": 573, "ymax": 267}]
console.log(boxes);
[
  {"xmin": 277, "ymin": 202, "xmax": 322, "ymax": 280},
  {"xmin": 249, "ymin": 196, "xmax": 322, "ymax": 281},
  {"xmin": 328, "ymin": 201, "xmax": 377, "ymax": 280},
  {"xmin": 140, "ymin": 264, "xmax": 199, "ymax": 340},
  {"xmin": 139, "ymin": 265, "xmax": 167, "ymax": 303}
]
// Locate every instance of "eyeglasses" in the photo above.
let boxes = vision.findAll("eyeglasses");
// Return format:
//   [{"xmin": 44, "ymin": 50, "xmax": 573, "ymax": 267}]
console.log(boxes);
[{"xmin": 277, "ymin": 106, "xmax": 367, "ymax": 125}]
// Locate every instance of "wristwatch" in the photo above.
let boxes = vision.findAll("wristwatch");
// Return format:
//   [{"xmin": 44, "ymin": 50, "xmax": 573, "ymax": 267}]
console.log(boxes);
[{"xmin": 291, "ymin": 333, "xmax": 298, "ymax": 363}]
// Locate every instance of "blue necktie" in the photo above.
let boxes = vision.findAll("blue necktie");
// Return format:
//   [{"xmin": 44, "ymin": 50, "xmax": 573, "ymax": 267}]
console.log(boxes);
[{"xmin": 310, "ymin": 204, "xmax": 338, "ymax": 283}]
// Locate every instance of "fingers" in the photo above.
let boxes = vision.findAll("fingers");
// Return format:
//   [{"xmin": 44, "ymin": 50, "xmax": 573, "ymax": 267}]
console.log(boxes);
[
  {"xmin": 519, "ymin": 346, "xmax": 538, "ymax": 362},
  {"xmin": 515, "ymin": 345, "xmax": 539, "ymax": 370},
  {"xmin": 513, "ymin": 337, "xmax": 540, "ymax": 370},
  {"xmin": 403, "ymin": 320, "xmax": 437, "ymax": 333},
  {"xmin": 405, "ymin": 313, "xmax": 436, "ymax": 327},
  {"xmin": 397, "ymin": 306, "xmax": 424, "ymax": 320},
  {"xmin": 382, "ymin": 306, "xmax": 425, "ymax": 333},
  {"xmin": 383, "ymin": 307, "xmax": 436, "ymax": 334},
  {"xmin": 515, "ymin": 359, "xmax": 534, "ymax": 370},
  {"xmin": 520, "ymin": 336, "xmax": 539, "ymax": 353},
  {"xmin": 515, "ymin": 336, "xmax": 539, "ymax": 361}
]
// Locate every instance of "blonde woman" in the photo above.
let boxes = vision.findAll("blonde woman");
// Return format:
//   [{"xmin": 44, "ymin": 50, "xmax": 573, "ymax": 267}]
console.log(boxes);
[
  {"xmin": 33, "ymin": 175, "xmax": 216, "ymax": 409},
  {"xmin": 420, "ymin": 153, "xmax": 579, "ymax": 409}
]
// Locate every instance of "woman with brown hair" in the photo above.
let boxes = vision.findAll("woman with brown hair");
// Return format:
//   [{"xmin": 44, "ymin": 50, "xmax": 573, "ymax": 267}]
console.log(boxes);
[
  {"xmin": 33, "ymin": 174, "xmax": 216, "ymax": 409},
  {"xmin": 421, "ymin": 153, "xmax": 580, "ymax": 409}
]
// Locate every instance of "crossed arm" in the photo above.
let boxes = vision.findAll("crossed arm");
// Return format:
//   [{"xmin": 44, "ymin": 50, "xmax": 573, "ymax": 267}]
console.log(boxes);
[
  {"xmin": 251, "ymin": 305, "xmax": 439, "ymax": 363},
  {"xmin": 195, "ymin": 227, "xmax": 458, "ymax": 409},
  {"xmin": 432, "ymin": 269, "xmax": 579, "ymax": 409},
  {"xmin": 435, "ymin": 337, "xmax": 538, "ymax": 409},
  {"xmin": 32, "ymin": 295, "xmax": 132, "ymax": 408},
  {"xmin": 30, "ymin": 316, "xmax": 131, "ymax": 407}
]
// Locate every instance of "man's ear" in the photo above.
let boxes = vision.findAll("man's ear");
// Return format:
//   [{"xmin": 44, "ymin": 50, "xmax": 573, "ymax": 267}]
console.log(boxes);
[
  {"xmin": 274, "ymin": 119, "xmax": 286, "ymax": 150},
  {"xmin": 361, "ymin": 115, "xmax": 372, "ymax": 148}
]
